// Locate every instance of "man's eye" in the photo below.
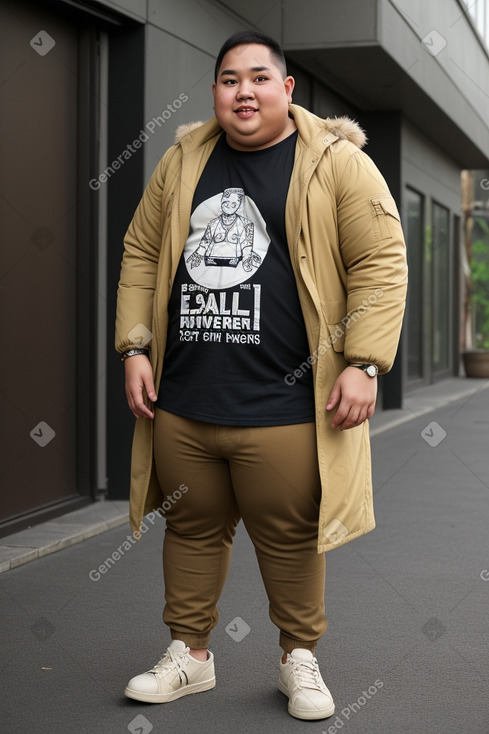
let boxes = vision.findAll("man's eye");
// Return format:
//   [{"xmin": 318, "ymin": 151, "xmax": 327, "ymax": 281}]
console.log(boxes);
[
  {"xmin": 255, "ymin": 76, "xmax": 268, "ymax": 82},
  {"xmin": 223, "ymin": 79, "xmax": 237, "ymax": 85}
]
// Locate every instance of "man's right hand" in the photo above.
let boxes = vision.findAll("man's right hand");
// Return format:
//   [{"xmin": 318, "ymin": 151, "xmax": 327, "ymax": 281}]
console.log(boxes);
[{"xmin": 124, "ymin": 354, "xmax": 157, "ymax": 419}]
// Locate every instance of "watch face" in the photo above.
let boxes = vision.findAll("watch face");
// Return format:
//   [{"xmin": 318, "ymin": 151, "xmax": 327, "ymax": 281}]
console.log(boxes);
[{"xmin": 366, "ymin": 365, "xmax": 377, "ymax": 377}]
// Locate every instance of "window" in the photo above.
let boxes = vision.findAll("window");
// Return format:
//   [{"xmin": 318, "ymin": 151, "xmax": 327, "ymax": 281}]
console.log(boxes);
[
  {"xmin": 461, "ymin": 0, "xmax": 489, "ymax": 50},
  {"xmin": 405, "ymin": 189, "xmax": 424, "ymax": 379},
  {"xmin": 432, "ymin": 202, "xmax": 451, "ymax": 374}
]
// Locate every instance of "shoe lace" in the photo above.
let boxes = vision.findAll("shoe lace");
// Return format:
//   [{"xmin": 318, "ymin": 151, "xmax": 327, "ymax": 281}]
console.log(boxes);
[
  {"xmin": 151, "ymin": 647, "xmax": 189, "ymax": 677},
  {"xmin": 290, "ymin": 657, "xmax": 322, "ymax": 690}
]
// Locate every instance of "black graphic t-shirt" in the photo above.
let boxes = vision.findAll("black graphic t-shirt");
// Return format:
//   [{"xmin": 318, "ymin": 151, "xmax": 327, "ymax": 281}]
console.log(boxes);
[{"xmin": 156, "ymin": 130, "xmax": 315, "ymax": 425}]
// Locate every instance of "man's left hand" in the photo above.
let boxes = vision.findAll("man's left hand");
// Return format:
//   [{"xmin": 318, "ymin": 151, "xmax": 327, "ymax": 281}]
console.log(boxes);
[{"xmin": 326, "ymin": 366, "xmax": 378, "ymax": 430}]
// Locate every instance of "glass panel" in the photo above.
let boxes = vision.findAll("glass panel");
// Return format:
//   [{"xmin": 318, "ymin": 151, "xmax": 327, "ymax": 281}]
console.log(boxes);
[
  {"xmin": 432, "ymin": 202, "xmax": 451, "ymax": 372},
  {"xmin": 406, "ymin": 189, "xmax": 424, "ymax": 379}
]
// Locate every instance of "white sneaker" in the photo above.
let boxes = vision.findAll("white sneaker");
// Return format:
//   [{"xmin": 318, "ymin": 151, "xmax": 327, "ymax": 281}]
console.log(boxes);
[
  {"xmin": 278, "ymin": 648, "xmax": 335, "ymax": 720},
  {"xmin": 124, "ymin": 640, "xmax": 216, "ymax": 703}
]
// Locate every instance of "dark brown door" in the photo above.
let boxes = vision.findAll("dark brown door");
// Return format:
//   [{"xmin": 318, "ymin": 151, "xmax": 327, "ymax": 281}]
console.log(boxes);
[{"xmin": 0, "ymin": 1, "xmax": 80, "ymax": 523}]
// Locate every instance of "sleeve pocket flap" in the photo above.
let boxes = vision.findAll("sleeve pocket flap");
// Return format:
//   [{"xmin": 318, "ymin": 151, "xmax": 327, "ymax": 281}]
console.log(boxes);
[{"xmin": 371, "ymin": 196, "xmax": 401, "ymax": 221}]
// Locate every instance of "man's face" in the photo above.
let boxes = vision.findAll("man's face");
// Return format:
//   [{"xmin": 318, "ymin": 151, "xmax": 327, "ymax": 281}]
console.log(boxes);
[
  {"xmin": 212, "ymin": 43, "xmax": 295, "ymax": 151},
  {"xmin": 221, "ymin": 193, "xmax": 241, "ymax": 215}
]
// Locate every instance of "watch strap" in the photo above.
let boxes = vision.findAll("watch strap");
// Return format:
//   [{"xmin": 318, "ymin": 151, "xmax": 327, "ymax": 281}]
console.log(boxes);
[
  {"xmin": 121, "ymin": 348, "xmax": 149, "ymax": 362},
  {"xmin": 349, "ymin": 363, "xmax": 378, "ymax": 376}
]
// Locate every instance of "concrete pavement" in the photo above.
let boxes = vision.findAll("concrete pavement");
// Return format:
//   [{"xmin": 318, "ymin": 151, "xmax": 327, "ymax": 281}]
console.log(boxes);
[{"xmin": 1, "ymin": 376, "xmax": 488, "ymax": 733}]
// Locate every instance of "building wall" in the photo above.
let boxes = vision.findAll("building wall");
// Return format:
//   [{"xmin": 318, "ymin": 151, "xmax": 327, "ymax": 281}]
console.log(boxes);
[
  {"xmin": 402, "ymin": 121, "xmax": 462, "ymax": 214},
  {"xmin": 143, "ymin": 24, "xmax": 216, "ymax": 174},
  {"xmin": 381, "ymin": 0, "xmax": 489, "ymax": 156}
]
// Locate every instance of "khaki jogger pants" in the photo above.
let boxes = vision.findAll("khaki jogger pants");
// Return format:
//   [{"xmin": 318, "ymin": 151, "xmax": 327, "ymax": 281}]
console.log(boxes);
[{"xmin": 153, "ymin": 408, "xmax": 327, "ymax": 654}]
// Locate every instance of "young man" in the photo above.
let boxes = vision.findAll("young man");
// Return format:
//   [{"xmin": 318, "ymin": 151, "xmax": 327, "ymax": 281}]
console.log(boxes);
[{"xmin": 115, "ymin": 30, "xmax": 407, "ymax": 721}]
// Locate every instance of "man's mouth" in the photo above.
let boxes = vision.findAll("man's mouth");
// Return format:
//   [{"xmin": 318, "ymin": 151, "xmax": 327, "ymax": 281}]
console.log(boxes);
[{"xmin": 234, "ymin": 107, "xmax": 257, "ymax": 119}]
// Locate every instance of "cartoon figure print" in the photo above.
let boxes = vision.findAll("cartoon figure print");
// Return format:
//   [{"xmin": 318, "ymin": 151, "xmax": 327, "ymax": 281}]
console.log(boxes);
[{"xmin": 187, "ymin": 188, "xmax": 262, "ymax": 271}]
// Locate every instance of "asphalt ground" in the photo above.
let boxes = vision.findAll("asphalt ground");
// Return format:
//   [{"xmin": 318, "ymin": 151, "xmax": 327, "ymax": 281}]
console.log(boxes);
[{"xmin": 1, "ymin": 381, "xmax": 488, "ymax": 733}]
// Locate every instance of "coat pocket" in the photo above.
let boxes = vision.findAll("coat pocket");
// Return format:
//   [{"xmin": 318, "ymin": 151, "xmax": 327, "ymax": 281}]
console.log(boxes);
[
  {"xmin": 370, "ymin": 196, "xmax": 401, "ymax": 241},
  {"xmin": 325, "ymin": 322, "xmax": 346, "ymax": 352},
  {"xmin": 320, "ymin": 301, "xmax": 348, "ymax": 354}
]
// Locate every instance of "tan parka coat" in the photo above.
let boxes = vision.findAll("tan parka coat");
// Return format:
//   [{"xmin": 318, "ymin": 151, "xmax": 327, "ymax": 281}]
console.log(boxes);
[{"xmin": 115, "ymin": 104, "xmax": 408, "ymax": 553}]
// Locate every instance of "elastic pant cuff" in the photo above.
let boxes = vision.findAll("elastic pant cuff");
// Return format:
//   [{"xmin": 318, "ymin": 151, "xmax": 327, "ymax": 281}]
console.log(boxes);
[
  {"xmin": 280, "ymin": 632, "xmax": 318, "ymax": 655},
  {"xmin": 170, "ymin": 629, "xmax": 210, "ymax": 650}
]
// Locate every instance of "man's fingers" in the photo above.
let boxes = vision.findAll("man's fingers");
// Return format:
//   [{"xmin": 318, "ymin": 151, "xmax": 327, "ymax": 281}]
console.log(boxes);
[
  {"xmin": 131, "ymin": 385, "xmax": 155, "ymax": 418},
  {"xmin": 128, "ymin": 389, "xmax": 154, "ymax": 419},
  {"xmin": 331, "ymin": 401, "xmax": 349, "ymax": 428},
  {"xmin": 124, "ymin": 355, "xmax": 156, "ymax": 419},
  {"xmin": 338, "ymin": 405, "xmax": 375, "ymax": 430},
  {"xmin": 331, "ymin": 400, "xmax": 374, "ymax": 430},
  {"xmin": 142, "ymin": 376, "xmax": 157, "ymax": 403},
  {"xmin": 326, "ymin": 385, "xmax": 340, "ymax": 411},
  {"xmin": 334, "ymin": 408, "xmax": 356, "ymax": 430}
]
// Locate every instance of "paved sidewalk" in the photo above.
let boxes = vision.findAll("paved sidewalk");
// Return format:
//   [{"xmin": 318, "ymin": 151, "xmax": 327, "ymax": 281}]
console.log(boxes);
[
  {"xmin": 1, "ymin": 377, "xmax": 488, "ymax": 733},
  {"xmin": 0, "ymin": 499, "xmax": 129, "ymax": 574}
]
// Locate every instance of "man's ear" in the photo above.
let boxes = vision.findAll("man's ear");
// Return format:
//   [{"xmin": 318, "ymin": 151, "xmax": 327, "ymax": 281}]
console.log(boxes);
[{"xmin": 284, "ymin": 75, "xmax": 295, "ymax": 104}]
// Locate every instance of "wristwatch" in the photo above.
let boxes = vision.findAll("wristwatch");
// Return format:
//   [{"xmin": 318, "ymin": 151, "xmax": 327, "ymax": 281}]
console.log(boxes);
[
  {"xmin": 349, "ymin": 363, "xmax": 378, "ymax": 377},
  {"xmin": 120, "ymin": 348, "xmax": 149, "ymax": 362}
]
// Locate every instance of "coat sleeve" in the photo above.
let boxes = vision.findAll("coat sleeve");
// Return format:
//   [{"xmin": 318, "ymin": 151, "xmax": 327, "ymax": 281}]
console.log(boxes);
[
  {"xmin": 335, "ymin": 148, "xmax": 408, "ymax": 374},
  {"xmin": 114, "ymin": 147, "xmax": 176, "ymax": 354}
]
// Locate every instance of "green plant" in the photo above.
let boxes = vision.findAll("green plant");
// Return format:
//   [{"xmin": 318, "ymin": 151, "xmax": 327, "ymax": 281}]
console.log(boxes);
[{"xmin": 469, "ymin": 217, "xmax": 489, "ymax": 349}]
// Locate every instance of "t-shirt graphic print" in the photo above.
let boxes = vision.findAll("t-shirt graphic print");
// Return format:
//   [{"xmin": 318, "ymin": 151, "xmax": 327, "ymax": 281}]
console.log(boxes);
[
  {"xmin": 186, "ymin": 187, "xmax": 269, "ymax": 286},
  {"xmin": 178, "ymin": 188, "xmax": 269, "ymax": 345}
]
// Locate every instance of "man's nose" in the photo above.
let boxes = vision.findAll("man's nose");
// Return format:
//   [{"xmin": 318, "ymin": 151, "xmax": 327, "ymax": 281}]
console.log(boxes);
[{"xmin": 237, "ymin": 81, "xmax": 254, "ymax": 99}]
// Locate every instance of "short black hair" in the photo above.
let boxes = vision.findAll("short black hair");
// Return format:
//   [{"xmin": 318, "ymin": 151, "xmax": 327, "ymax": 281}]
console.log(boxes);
[{"xmin": 214, "ymin": 30, "xmax": 287, "ymax": 82}]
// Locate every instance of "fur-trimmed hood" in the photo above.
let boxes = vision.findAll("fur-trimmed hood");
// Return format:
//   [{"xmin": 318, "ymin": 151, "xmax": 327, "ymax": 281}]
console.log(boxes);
[
  {"xmin": 173, "ymin": 107, "xmax": 367, "ymax": 150},
  {"xmin": 323, "ymin": 115, "xmax": 367, "ymax": 149},
  {"xmin": 174, "ymin": 121, "xmax": 206, "ymax": 143}
]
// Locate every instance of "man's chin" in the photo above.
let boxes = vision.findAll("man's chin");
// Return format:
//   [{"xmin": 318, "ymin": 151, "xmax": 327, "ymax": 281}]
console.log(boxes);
[{"xmin": 224, "ymin": 128, "xmax": 268, "ymax": 152}]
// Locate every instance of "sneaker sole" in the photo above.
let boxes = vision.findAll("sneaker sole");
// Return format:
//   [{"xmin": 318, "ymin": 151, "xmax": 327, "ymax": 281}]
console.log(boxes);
[
  {"xmin": 278, "ymin": 679, "xmax": 335, "ymax": 720},
  {"xmin": 124, "ymin": 676, "xmax": 216, "ymax": 703}
]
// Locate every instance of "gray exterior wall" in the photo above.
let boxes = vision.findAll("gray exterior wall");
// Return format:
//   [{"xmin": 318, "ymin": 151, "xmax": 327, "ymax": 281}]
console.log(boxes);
[
  {"xmin": 102, "ymin": 0, "xmax": 489, "ymax": 175},
  {"xmin": 143, "ymin": 23, "xmax": 216, "ymax": 172},
  {"xmin": 402, "ymin": 121, "xmax": 462, "ymax": 215}
]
